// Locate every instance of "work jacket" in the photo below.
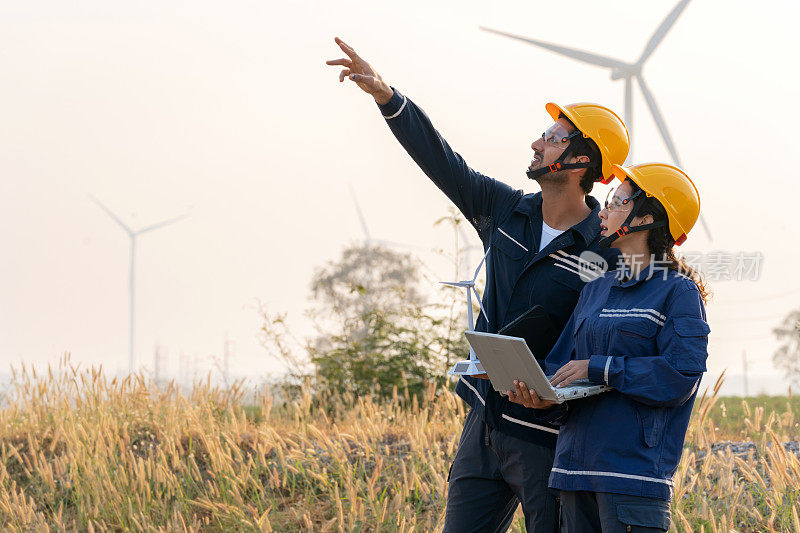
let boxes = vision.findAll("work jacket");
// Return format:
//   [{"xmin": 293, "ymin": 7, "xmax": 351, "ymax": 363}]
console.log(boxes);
[
  {"xmin": 376, "ymin": 87, "xmax": 620, "ymax": 447},
  {"xmin": 541, "ymin": 263, "xmax": 710, "ymax": 499}
]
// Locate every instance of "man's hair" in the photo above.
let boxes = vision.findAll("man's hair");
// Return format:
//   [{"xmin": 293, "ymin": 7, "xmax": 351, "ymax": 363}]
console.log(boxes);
[{"xmin": 559, "ymin": 113, "xmax": 603, "ymax": 194}]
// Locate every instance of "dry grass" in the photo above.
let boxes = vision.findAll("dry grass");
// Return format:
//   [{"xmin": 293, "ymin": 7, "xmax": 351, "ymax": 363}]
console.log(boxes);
[
  {"xmin": 2, "ymin": 358, "xmax": 800, "ymax": 532},
  {"xmin": 673, "ymin": 374, "xmax": 800, "ymax": 532}
]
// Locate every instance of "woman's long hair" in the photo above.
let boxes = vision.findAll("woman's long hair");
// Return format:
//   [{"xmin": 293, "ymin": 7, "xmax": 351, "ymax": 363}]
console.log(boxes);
[{"xmin": 627, "ymin": 179, "xmax": 710, "ymax": 304}]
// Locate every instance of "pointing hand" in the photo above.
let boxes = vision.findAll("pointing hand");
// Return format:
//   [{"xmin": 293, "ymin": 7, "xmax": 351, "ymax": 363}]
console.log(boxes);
[{"xmin": 326, "ymin": 37, "xmax": 393, "ymax": 104}]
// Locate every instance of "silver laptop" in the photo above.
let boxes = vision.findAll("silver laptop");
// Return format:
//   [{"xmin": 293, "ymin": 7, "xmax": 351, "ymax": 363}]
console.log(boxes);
[{"xmin": 465, "ymin": 331, "xmax": 610, "ymax": 403}]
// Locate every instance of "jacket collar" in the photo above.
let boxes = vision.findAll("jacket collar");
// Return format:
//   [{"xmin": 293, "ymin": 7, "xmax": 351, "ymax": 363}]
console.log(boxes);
[
  {"xmin": 515, "ymin": 192, "xmax": 601, "ymax": 245},
  {"xmin": 613, "ymin": 262, "xmax": 657, "ymax": 288},
  {"xmin": 575, "ymin": 195, "xmax": 602, "ymax": 245}
]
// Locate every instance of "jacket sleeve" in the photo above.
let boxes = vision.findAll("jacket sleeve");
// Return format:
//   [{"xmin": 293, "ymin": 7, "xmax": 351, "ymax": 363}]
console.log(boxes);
[
  {"xmin": 586, "ymin": 284, "xmax": 710, "ymax": 407},
  {"xmin": 377, "ymin": 87, "xmax": 522, "ymax": 241}
]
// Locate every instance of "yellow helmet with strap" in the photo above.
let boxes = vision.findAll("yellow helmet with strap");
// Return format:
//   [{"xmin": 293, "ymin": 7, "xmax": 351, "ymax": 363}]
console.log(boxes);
[
  {"xmin": 545, "ymin": 102, "xmax": 630, "ymax": 183},
  {"xmin": 609, "ymin": 163, "xmax": 700, "ymax": 246}
]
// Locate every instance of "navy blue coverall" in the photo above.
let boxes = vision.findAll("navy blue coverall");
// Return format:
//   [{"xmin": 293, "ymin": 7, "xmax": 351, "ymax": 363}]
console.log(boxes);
[
  {"xmin": 538, "ymin": 263, "xmax": 710, "ymax": 532},
  {"xmin": 376, "ymin": 87, "xmax": 620, "ymax": 532}
]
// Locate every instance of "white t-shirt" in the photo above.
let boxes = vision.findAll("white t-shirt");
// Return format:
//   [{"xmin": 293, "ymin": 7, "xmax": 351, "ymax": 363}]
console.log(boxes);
[{"xmin": 539, "ymin": 220, "xmax": 566, "ymax": 252}]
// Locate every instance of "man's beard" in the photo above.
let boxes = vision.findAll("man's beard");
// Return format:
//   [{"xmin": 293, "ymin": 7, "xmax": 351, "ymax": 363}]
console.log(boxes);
[{"xmin": 526, "ymin": 164, "xmax": 569, "ymax": 184}]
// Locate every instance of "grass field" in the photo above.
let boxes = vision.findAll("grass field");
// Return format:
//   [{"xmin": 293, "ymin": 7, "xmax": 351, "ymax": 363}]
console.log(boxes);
[
  {"xmin": 2, "ymin": 359, "xmax": 800, "ymax": 532},
  {"xmin": 697, "ymin": 393, "xmax": 800, "ymax": 442}
]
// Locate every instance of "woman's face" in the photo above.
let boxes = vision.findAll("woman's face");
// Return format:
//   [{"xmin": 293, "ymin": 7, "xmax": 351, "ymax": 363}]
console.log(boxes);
[{"xmin": 599, "ymin": 180, "xmax": 636, "ymax": 239}]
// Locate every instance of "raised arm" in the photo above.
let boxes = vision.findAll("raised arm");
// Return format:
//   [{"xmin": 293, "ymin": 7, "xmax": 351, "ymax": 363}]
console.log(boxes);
[{"xmin": 326, "ymin": 37, "xmax": 521, "ymax": 241}]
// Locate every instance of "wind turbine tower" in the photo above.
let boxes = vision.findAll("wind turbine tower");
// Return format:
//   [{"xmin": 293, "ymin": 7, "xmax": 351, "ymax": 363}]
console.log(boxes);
[
  {"xmin": 441, "ymin": 247, "xmax": 491, "ymax": 376},
  {"xmin": 223, "ymin": 332, "xmax": 235, "ymax": 387},
  {"xmin": 481, "ymin": 0, "xmax": 712, "ymax": 240},
  {"xmin": 153, "ymin": 342, "xmax": 166, "ymax": 388},
  {"xmin": 348, "ymin": 185, "xmax": 437, "ymax": 291},
  {"xmin": 457, "ymin": 225, "xmax": 483, "ymax": 281},
  {"xmin": 90, "ymin": 195, "xmax": 190, "ymax": 375}
]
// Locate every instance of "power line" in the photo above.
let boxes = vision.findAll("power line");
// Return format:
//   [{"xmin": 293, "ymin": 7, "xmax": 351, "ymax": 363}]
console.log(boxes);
[
  {"xmin": 712, "ymin": 287, "xmax": 800, "ymax": 305},
  {"xmin": 711, "ymin": 312, "xmax": 793, "ymax": 324},
  {"xmin": 714, "ymin": 335, "xmax": 778, "ymax": 343}
]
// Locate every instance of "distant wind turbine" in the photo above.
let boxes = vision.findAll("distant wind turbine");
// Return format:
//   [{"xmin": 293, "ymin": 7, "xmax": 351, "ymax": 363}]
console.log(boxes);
[
  {"xmin": 90, "ymin": 194, "xmax": 190, "ymax": 375},
  {"xmin": 349, "ymin": 185, "xmax": 432, "ymax": 253},
  {"xmin": 348, "ymin": 185, "xmax": 437, "ymax": 288},
  {"xmin": 480, "ymin": 0, "xmax": 712, "ymax": 240},
  {"xmin": 457, "ymin": 225, "xmax": 483, "ymax": 280},
  {"xmin": 441, "ymin": 247, "xmax": 491, "ymax": 376}
]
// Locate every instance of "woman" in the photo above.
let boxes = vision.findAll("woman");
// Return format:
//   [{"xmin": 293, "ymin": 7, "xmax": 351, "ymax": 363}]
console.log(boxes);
[{"xmin": 507, "ymin": 162, "xmax": 710, "ymax": 532}]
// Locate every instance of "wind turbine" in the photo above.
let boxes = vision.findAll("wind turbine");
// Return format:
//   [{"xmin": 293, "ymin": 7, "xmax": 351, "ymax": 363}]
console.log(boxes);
[
  {"xmin": 457, "ymin": 224, "xmax": 483, "ymax": 280},
  {"xmin": 349, "ymin": 185, "xmax": 375, "ymax": 308},
  {"xmin": 349, "ymin": 185, "xmax": 433, "ymax": 253},
  {"xmin": 480, "ymin": 0, "xmax": 712, "ymax": 240},
  {"xmin": 348, "ymin": 185, "xmax": 438, "ymax": 283},
  {"xmin": 90, "ymin": 194, "xmax": 190, "ymax": 375},
  {"xmin": 441, "ymin": 247, "xmax": 491, "ymax": 376}
]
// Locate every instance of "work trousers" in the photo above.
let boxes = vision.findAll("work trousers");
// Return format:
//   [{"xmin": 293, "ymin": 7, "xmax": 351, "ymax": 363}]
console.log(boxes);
[
  {"xmin": 559, "ymin": 490, "xmax": 671, "ymax": 532},
  {"xmin": 443, "ymin": 408, "xmax": 559, "ymax": 533}
]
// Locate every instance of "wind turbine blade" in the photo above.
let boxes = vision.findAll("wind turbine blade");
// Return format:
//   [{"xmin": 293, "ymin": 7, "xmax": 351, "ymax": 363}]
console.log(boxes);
[
  {"xmin": 457, "ymin": 226, "xmax": 482, "ymax": 252},
  {"xmin": 637, "ymin": 76, "xmax": 713, "ymax": 241},
  {"xmin": 88, "ymin": 194, "xmax": 133, "ymax": 235},
  {"xmin": 348, "ymin": 184, "xmax": 371, "ymax": 242},
  {"xmin": 696, "ymin": 213, "xmax": 713, "ymax": 241},
  {"xmin": 136, "ymin": 213, "xmax": 189, "ymax": 235},
  {"xmin": 480, "ymin": 26, "xmax": 629, "ymax": 70},
  {"xmin": 636, "ymin": 75, "xmax": 682, "ymax": 166},
  {"xmin": 472, "ymin": 247, "xmax": 491, "ymax": 282},
  {"xmin": 373, "ymin": 238, "xmax": 431, "ymax": 252},
  {"xmin": 471, "ymin": 286, "xmax": 489, "ymax": 325},
  {"xmin": 637, "ymin": 0, "xmax": 691, "ymax": 66},
  {"xmin": 624, "ymin": 76, "xmax": 633, "ymax": 164},
  {"xmin": 457, "ymin": 225, "xmax": 470, "ymax": 251},
  {"xmin": 440, "ymin": 281, "xmax": 469, "ymax": 287}
]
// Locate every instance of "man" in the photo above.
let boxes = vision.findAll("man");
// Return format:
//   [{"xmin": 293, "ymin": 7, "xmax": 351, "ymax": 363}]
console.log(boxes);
[{"xmin": 326, "ymin": 37, "xmax": 629, "ymax": 532}]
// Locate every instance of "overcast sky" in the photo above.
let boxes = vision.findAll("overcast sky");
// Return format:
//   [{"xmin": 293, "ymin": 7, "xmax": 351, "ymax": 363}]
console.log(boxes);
[{"xmin": 2, "ymin": 0, "xmax": 798, "ymax": 396}]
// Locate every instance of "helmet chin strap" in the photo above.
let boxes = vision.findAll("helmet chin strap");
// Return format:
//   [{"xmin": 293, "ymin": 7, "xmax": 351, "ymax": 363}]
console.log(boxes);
[
  {"xmin": 526, "ymin": 158, "xmax": 591, "ymax": 180},
  {"xmin": 526, "ymin": 132, "xmax": 594, "ymax": 180},
  {"xmin": 598, "ymin": 192, "xmax": 668, "ymax": 249}
]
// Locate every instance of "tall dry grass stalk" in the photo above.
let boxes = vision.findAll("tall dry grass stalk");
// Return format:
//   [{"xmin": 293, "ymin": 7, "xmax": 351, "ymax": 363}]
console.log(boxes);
[{"xmin": 1, "ymin": 357, "xmax": 799, "ymax": 531}]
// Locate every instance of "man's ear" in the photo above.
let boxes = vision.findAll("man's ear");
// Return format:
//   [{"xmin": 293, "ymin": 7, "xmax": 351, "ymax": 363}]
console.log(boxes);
[{"xmin": 568, "ymin": 154, "xmax": 591, "ymax": 178}]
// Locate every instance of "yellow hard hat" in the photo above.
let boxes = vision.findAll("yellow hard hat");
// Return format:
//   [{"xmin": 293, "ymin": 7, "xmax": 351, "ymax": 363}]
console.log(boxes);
[
  {"xmin": 610, "ymin": 163, "xmax": 700, "ymax": 246},
  {"xmin": 546, "ymin": 102, "xmax": 630, "ymax": 184}
]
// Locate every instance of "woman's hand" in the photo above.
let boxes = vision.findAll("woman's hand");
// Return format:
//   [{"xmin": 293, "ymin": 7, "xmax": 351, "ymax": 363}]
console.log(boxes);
[
  {"xmin": 506, "ymin": 380, "xmax": 558, "ymax": 409},
  {"xmin": 550, "ymin": 360, "xmax": 590, "ymax": 388},
  {"xmin": 326, "ymin": 37, "xmax": 393, "ymax": 104}
]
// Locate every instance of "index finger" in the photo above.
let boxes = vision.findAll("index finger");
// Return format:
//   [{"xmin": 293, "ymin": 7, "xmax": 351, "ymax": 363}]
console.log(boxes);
[
  {"xmin": 528, "ymin": 388, "xmax": 541, "ymax": 403},
  {"xmin": 335, "ymin": 37, "xmax": 361, "ymax": 61},
  {"xmin": 516, "ymin": 381, "xmax": 536, "ymax": 408},
  {"xmin": 527, "ymin": 387, "xmax": 548, "ymax": 407},
  {"xmin": 550, "ymin": 363, "xmax": 571, "ymax": 384},
  {"xmin": 552, "ymin": 368, "xmax": 579, "ymax": 388}
]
